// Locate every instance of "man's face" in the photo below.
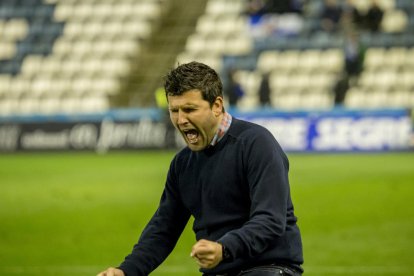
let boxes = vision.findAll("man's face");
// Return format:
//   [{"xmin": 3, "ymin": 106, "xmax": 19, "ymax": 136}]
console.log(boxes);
[{"xmin": 168, "ymin": 89, "xmax": 223, "ymax": 151}]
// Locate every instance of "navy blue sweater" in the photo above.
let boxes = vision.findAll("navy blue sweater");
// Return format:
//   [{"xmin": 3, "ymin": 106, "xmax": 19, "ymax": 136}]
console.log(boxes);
[{"xmin": 119, "ymin": 118, "xmax": 303, "ymax": 275}]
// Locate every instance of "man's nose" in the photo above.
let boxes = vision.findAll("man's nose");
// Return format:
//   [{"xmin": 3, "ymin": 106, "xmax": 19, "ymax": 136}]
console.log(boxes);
[{"xmin": 177, "ymin": 110, "xmax": 188, "ymax": 125}]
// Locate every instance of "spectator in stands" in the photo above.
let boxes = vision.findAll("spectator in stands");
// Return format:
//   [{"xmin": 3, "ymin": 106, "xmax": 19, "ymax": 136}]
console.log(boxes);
[
  {"xmin": 343, "ymin": 30, "xmax": 365, "ymax": 77},
  {"xmin": 333, "ymin": 72, "xmax": 350, "ymax": 106},
  {"xmin": 246, "ymin": 0, "xmax": 305, "ymax": 38},
  {"xmin": 258, "ymin": 72, "xmax": 271, "ymax": 107},
  {"xmin": 290, "ymin": 0, "xmax": 305, "ymax": 14},
  {"xmin": 224, "ymin": 69, "xmax": 244, "ymax": 108},
  {"xmin": 245, "ymin": 0, "xmax": 267, "ymax": 17},
  {"xmin": 319, "ymin": 0, "xmax": 343, "ymax": 33},
  {"xmin": 341, "ymin": 0, "xmax": 364, "ymax": 31},
  {"xmin": 333, "ymin": 29, "xmax": 365, "ymax": 106},
  {"xmin": 364, "ymin": 0, "xmax": 384, "ymax": 32},
  {"xmin": 245, "ymin": 0, "xmax": 303, "ymax": 16},
  {"xmin": 97, "ymin": 61, "xmax": 303, "ymax": 276}
]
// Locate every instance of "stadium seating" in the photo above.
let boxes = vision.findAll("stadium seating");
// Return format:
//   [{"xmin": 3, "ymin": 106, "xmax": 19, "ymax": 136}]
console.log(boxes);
[
  {"xmin": 345, "ymin": 46, "xmax": 414, "ymax": 108},
  {"xmin": 173, "ymin": 0, "xmax": 413, "ymax": 110},
  {"xmin": 0, "ymin": 0, "xmax": 413, "ymax": 115},
  {"xmin": 176, "ymin": 0, "xmax": 253, "ymax": 73},
  {"xmin": 0, "ymin": 0, "xmax": 165, "ymax": 115}
]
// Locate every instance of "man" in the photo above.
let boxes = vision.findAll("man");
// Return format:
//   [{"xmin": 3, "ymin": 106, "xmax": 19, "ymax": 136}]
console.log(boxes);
[{"xmin": 97, "ymin": 62, "xmax": 303, "ymax": 276}]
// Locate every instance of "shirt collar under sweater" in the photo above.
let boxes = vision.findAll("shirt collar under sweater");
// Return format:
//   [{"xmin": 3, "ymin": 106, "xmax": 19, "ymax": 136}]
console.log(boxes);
[{"xmin": 210, "ymin": 112, "xmax": 232, "ymax": 147}]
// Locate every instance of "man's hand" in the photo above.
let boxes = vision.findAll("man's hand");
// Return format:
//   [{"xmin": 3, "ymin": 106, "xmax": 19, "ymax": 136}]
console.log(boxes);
[
  {"xmin": 96, "ymin": 267, "xmax": 125, "ymax": 276},
  {"xmin": 190, "ymin": 239, "xmax": 223, "ymax": 269}
]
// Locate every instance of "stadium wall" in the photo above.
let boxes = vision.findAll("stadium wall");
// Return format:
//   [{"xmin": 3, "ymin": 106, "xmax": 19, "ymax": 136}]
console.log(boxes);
[{"xmin": 0, "ymin": 108, "xmax": 412, "ymax": 152}]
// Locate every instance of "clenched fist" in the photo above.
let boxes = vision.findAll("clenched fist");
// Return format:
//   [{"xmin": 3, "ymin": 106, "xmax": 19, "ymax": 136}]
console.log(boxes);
[
  {"xmin": 190, "ymin": 239, "xmax": 223, "ymax": 269},
  {"xmin": 96, "ymin": 267, "xmax": 125, "ymax": 276}
]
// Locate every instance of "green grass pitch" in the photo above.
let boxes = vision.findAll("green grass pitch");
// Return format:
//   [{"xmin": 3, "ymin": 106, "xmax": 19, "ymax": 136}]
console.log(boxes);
[{"xmin": 0, "ymin": 151, "xmax": 413, "ymax": 275}]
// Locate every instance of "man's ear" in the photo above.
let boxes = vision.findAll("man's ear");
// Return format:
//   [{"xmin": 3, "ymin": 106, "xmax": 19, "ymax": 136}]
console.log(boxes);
[{"xmin": 212, "ymin": 96, "xmax": 224, "ymax": 116}]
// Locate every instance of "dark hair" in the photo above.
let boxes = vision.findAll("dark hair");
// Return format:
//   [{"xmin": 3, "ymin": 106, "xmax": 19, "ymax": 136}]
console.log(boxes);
[{"xmin": 164, "ymin": 61, "xmax": 223, "ymax": 107}]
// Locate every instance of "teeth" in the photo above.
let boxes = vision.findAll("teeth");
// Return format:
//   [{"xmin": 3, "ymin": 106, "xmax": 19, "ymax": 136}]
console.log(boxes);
[
  {"xmin": 185, "ymin": 130, "xmax": 198, "ymax": 144},
  {"xmin": 187, "ymin": 133, "xmax": 198, "ymax": 144}
]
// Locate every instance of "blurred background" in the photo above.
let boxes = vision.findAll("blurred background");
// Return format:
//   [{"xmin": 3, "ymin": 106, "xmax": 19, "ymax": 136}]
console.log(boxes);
[
  {"xmin": 0, "ymin": 0, "xmax": 413, "ymax": 151},
  {"xmin": 0, "ymin": 0, "xmax": 414, "ymax": 275}
]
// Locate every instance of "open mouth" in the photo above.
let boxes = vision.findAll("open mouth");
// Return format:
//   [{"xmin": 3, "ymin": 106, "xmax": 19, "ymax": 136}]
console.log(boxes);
[{"xmin": 183, "ymin": 129, "xmax": 199, "ymax": 144}]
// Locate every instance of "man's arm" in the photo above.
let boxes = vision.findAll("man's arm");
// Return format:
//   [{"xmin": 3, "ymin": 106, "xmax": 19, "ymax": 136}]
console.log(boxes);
[
  {"xmin": 119, "ymin": 167, "xmax": 191, "ymax": 275},
  {"xmin": 99, "ymin": 158, "xmax": 191, "ymax": 276}
]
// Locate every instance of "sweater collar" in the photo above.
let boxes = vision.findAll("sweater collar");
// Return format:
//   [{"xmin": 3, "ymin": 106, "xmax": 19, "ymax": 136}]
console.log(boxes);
[{"xmin": 210, "ymin": 112, "xmax": 232, "ymax": 147}]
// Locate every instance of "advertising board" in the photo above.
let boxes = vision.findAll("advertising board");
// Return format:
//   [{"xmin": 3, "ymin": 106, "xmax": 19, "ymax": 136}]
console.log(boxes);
[{"xmin": 0, "ymin": 109, "xmax": 412, "ymax": 152}]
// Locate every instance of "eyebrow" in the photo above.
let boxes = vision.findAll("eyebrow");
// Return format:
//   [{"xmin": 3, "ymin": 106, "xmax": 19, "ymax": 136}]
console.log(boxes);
[{"xmin": 169, "ymin": 103, "xmax": 198, "ymax": 109}]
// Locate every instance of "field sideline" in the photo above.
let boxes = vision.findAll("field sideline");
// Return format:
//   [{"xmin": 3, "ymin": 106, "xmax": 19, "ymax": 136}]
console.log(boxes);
[{"xmin": 0, "ymin": 151, "xmax": 413, "ymax": 275}]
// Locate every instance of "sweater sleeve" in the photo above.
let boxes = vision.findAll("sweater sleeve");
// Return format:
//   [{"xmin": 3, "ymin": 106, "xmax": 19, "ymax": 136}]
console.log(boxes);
[
  {"xmin": 119, "ymin": 159, "xmax": 191, "ymax": 276},
  {"xmin": 217, "ymin": 127, "xmax": 290, "ymax": 260}
]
